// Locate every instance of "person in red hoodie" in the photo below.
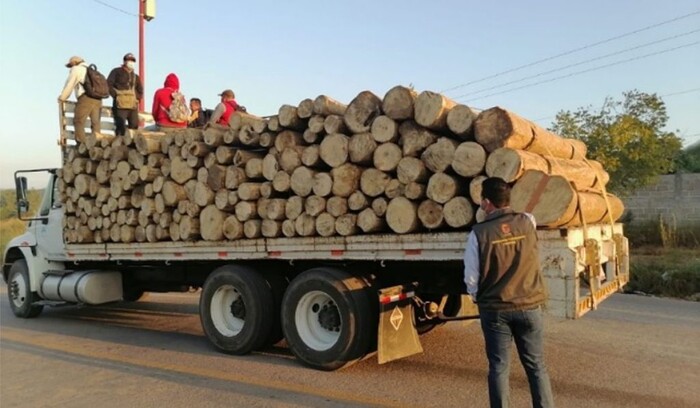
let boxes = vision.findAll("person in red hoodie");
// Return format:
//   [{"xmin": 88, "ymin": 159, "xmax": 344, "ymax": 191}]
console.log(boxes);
[{"xmin": 152, "ymin": 73, "xmax": 188, "ymax": 129}]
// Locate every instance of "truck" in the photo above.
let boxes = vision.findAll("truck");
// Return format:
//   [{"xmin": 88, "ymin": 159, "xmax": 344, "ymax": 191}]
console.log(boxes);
[{"xmin": 2, "ymin": 101, "xmax": 630, "ymax": 370}]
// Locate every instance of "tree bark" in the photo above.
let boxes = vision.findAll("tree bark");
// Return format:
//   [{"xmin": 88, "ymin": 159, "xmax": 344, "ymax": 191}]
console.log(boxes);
[
  {"xmin": 235, "ymin": 201, "xmax": 258, "ymax": 222},
  {"xmin": 371, "ymin": 197, "xmax": 388, "ymax": 217},
  {"xmin": 225, "ymin": 166, "xmax": 247, "ymax": 189},
  {"xmin": 278, "ymin": 105, "xmax": 306, "ymax": 130},
  {"xmin": 469, "ymin": 175, "xmax": 487, "ymax": 204},
  {"xmin": 282, "ymin": 219, "xmax": 297, "ymax": 237},
  {"xmin": 319, "ymin": 133, "xmax": 349, "ymax": 168},
  {"xmin": 397, "ymin": 157, "xmax": 430, "ymax": 184},
  {"xmin": 348, "ymin": 133, "xmax": 377, "ymax": 165},
  {"xmin": 417, "ymin": 199, "xmax": 444, "ymax": 230},
  {"xmin": 207, "ymin": 164, "xmax": 228, "ymax": 191},
  {"xmin": 274, "ymin": 130, "xmax": 304, "ymax": 152},
  {"xmin": 297, "ymin": 98, "xmax": 315, "ymax": 119},
  {"xmin": 279, "ymin": 146, "xmax": 305, "ymax": 172},
  {"xmin": 294, "ymin": 214, "xmax": 316, "ymax": 237},
  {"xmin": 304, "ymin": 195, "xmax": 327, "ymax": 216},
  {"xmin": 452, "ymin": 142, "xmax": 487, "ymax": 177},
  {"xmin": 272, "ymin": 171, "xmax": 291, "ymax": 193},
  {"xmin": 357, "ymin": 208, "xmax": 385, "ymax": 233},
  {"xmin": 404, "ymin": 182, "xmax": 426, "ymax": 200},
  {"xmin": 290, "ymin": 166, "xmax": 316, "ymax": 197},
  {"xmin": 370, "ymin": 115, "xmax": 399, "ymax": 143},
  {"xmin": 331, "ymin": 163, "xmax": 362, "ymax": 198},
  {"xmin": 237, "ymin": 182, "xmax": 262, "ymax": 201},
  {"xmin": 315, "ymin": 212, "xmax": 337, "ymax": 237},
  {"xmin": 373, "ymin": 142, "xmax": 402, "ymax": 172},
  {"xmin": 301, "ymin": 145, "xmax": 323, "ymax": 168},
  {"xmin": 200, "ymin": 205, "xmax": 226, "ymax": 241},
  {"xmin": 323, "ymin": 115, "xmax": 347, "ymax": 134},
  {"xmin": 446, "ymin": 104, "xmax": 477, "ymax": 139},
  {"xmin": 386, "ymin": 197, "xmax": 419, "ymax": 234},
  {"xmin": 360, "ymin": 168, "xmax": 391, "ymax": 197},
  {"xmin": 382, "ymin": 85, "xmax": 418, "ymax": 121},
  {"xmin": 170, "ymin": 156, "xmax": 196, "ymax": 184},
  {"xmin": 285, "ymin": 196, "xmax": 304, "ymax": 220},
  {"xmin": 194, "ymin": 181, "xmax": 215, "ymax": 207},
  {"xmin": 426, "ymin": 173, "xmax": 464, "ymax": 204},
  {"xmin": 414, "ymin": 91, "xmax": 457, "ymax": 131},
  {"xmin": 223, "ymin": 216, "xmax": 244, "ymax": 240},
  {"xmin": 399, "ymin": 121, "xmax": 438, "ymax": 157},
  {"xmin": 443, "ymin": 196, "xmax": 474, "ymax": 228},
  {"xmin": 244, "ymin": 219, "xmax": 262, "ymax": 238},
  {"xmin": 326, "ymin": 196, "xmax": 348, "ymax": 217},
  {"xmin": 314, "ymin": 95, "xmax": 347, "ymax": 116},
  {"xmin": 421, "ymin": 137, "xmax": 459, "ymax": 173},
  {"xmin": 261, "ymin": 220, "xmax": 283, "ymax": 238},
  {"xmin": 384, "ymin": 179, "xmax": 405, "ymax": 199},
  {"xmin": 244, "ymin": 157, "xmax": 264, "ymax": 179},
  {"xmin": 335, "ymin": 214, "xmax": 358, "ymax": 236},
  {"xmin": 179, "ymin": 215, "xmax": 200, "ymax": 241}
]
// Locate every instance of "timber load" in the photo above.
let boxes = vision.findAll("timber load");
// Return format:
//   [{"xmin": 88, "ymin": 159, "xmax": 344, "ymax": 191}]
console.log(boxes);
[{"xmin": 57, "ymin": 86, "xmax": 623, "ymax": 244}]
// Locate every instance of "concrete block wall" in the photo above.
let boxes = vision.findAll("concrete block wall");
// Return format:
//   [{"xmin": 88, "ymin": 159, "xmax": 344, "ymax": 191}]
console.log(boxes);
[{"xmin": 623, "ymin": 173, "xmax": 700, "ymax": 225}]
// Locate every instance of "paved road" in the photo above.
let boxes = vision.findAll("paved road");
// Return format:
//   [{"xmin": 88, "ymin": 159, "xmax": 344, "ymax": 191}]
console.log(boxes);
[{"xmin": 1, "ymin": 286, "xmax": 698, "ymax": 408}]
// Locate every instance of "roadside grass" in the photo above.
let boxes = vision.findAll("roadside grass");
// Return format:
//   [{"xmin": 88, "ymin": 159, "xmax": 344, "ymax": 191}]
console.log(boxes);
[
  {"xmin": 0, "ymin": 218, "xmax": 28, "ymax": 264},
  {"xmin": 628, "ymin": 247, "xmax": 700, "ymax": 300}
]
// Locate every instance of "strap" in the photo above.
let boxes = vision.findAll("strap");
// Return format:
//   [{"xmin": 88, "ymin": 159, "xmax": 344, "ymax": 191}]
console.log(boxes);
[{"xmin": 524, "ymin": 173, "xmax": 550, "ymax": 214}]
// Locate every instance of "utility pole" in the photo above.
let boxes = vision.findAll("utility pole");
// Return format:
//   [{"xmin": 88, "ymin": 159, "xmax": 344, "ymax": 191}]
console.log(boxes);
[{"xmin": 139, "ymin": 0, "xmax": 156, "ymax": 112}]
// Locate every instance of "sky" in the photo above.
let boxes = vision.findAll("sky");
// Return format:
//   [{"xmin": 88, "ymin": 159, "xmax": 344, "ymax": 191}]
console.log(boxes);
[{"xmin": 0, "ymin": 0, "xmax": 698, "ymax": 189}]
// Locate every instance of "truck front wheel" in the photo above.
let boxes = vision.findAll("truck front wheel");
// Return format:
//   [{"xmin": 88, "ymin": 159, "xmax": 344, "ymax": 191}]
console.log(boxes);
[
  {"xmin": 7, "ymin": 259, "xmax": 43, "ymax": 318},
  {"xmin": 200, "ymin": 265, "xmax": 274, "ymax": 355},
  {"xmin": 282, "ymin": 268, "xmax": 374, "ymax": 371}
]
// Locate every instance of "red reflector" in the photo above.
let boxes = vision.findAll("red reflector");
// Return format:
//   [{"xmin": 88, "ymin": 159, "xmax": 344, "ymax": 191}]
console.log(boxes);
[
  {"xmin": 173, "ymin": 252, "xmax": 183, "ymax": 257},
  {"xmin": 67, "ymin": 252, "xmax": 75, "ymax": 258},
  {"xmin": 218, "ymin": 251, "xmax": 228, "ymax": 257},
  {"xmin": 268, "ymin": 251, "xmax": 282, "ymax": 257},
  {"xmin": 330, "ymin": 250, "xmax": 344, "ymax": 256},
  {"xmin": 134, "ymin": 252, "xmax": 143, "ymax": 257},
  {"xmin": 405, "ymin": 249, "xmax": 422, "ymax": 255},
  {"xmin": 99, "ymin": 253, "xmax": 107, "ymax": 257}
]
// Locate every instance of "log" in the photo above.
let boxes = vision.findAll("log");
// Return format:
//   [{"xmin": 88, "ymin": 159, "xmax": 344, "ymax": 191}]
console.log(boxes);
[
  {"xmin": 215, "ymin": 146, "xmax": 237, "ymax": 165},
  {"xmin": 260, "ymin": 181, "xmax": 276, "ymax": 198},
  {"xmin": 443, "ymin": 196, "xmax": 474, "ymax": 228},
  {"xmin": 160, "ymin": 133, "xmax": 174, "ymax": 154},
  {"xmin": 331, "ymin": 163, "xmax": 362, "ymax": 198},
  {"xmin": 234, "ymin": 150, "xmax": 264, "ymax": 168},
  {"xmin": 265, "ymin": 198, "xmax": 287, "ymax": 221},
  {"xmin": 134, "ymin": 132, "xmax": 164, "ymax": 155},
  {"xmin": 485, "ymin": 148, "xmax": 609, "ymax": 188},
  {"xmin": 417, "ymin": 200, "xmax": 444, "ymax": 230},
  {"xmin": 301, "ymin": 145, "xmax": 322, "ymax": 168},
  {"xmin": 215, "ymin": 189, "xmax": 236, "ymax": 211},
  {"xmin": 313, "ymin": 95, "xmax": 347, "ymax": 116},
  {"xmin": 199, "ymin": 205, "xmax": 226, "ymax": 241},
  {"xmin": 225, "ymin": 166, "xmax": 247, "ymax": 189},
  {"xmin": 194, "ymin": 181, "xmax": 215, "ymax": 207},
  {"xmin": 203, "ymin": 125, "xmax": 231, "ymax": 147},
  {"xmin": 170, "ymin": 157, "xmax": 196, "ymax": 184},
  {"xmin": 179, "ymin": 215, "xmax": 200, "ymax": 241},
  {"xmin": 294, "ymin": 214, "xmax": 316, "ymax": 237},
  {"xmin": 315, "ymin": 213, "xmax": 337, "ymax": 237},
  {"xmin": 239, "ymin": 125, "xmax": 261, "ymax": 146},
  {"xmin": 120, "ymin": 225, "xmax": 135, "ymax": 243},
  {"xmin": 145, "ymin": 224, "xmax": 158, "ymax": 242},
  {"xmin": 130, "ymin": 186, "xmax": 145, "ymax": 208},
  {"xmin": 290, "ymin": 166, "xmax": 316, "ymax": 197},
  {"xmin": 397, "ymin": 157, "xmax": 430, "ymax": 184},
  {"xmin": 370, "ymin": 115, "xmax": 399, "ymax": 143},
  {"xmin": 279, "ymin": 147, "xmax": 304, "ymax": 172},
  {"xmin": 267, "ymin": 116, "xmax": 280, "ymax": 132},
  {"xmin": 169, "ymin": 222, "xmax": 181, "ymax": 241},
  {"xmin": 285, "ymin": 196, "xmax": 304, "ymax": 220},
  {"xmin": 223, "ymin": 216, "xmax": 244, "ymax": 240},
  {"xmin": 360, "ymin": 168, "xmax": 391, "ymax": 197},
  {"xmin": 335, "ymin": 214, "xmax": 358, "ymax": 236},
  {"xmin": 474, "ymin": 107, "xmax": 587, "ymax": 159},
  {"xmin": 127, "ymin": 150, "xmax": 144, "ymax": 169},
  {"xmin": 188, "ymin": 141, "xmax": 211, "ymax": 158},
  {"xmin": 244, "ymin": 157, "xmax": 264, "ymax": 179},
  {"xmin": 302, "ymin": 129, "xmax": 320, "ymax": 144},
  {"xmin": 344, "ymin": 91, "xmax": 382, "ymax": 134},
  {"xmin": 384, "ymin": 179, "xmax": 405, "ymax": 199},
  {"xmin": 421, "ymin": 137, "xmax": 459, "ymax": 173},
  {"xmin": 404, "ymin": 182, "xmax": 426, "ymax": 200},
  {"xmin": 185, "ymin": 201, "xmax": 201, "ymax": 218},
  {"xmin": 386, "ymin": 197, "xmax": 419, "ymax": 234},
  {"xmin": 348, "ymin": 191, "xmax": 369, "ymax": 211},
  {"xmin": 382, "ymin": 85, "xmax": 418, "ymax": 121},
  {"xmin": 326, "ymin": 196, "xmax": 348, "ymax": 217},
  {"xmin": 414, "ymin": 91, "xmax": 457, "ymax": 131},
  {"xmin": 139, "ymin": 166, "xmax": 160, "ymax": 182},
  {"xmin": 147, "ymin": 153, "xmax": 166, "ymax": 168},
  {"xmin": 399, "ymin": 121, "xmax": 438, "ymax": 157},
  {"xmin": 243, "ymin": 219, "xmax": 262, "ymax": 238},
  {"xmin": 278, "ymin": 105, "xmax": 306, "ymax": 130},
  {"xmin": 304, "ymin": 195, "xmax": 327, "ymax": 217},
  {"xmin": 235, "ymin": 201, "xmax": 258, "ymax": 222},
  {"xmin": 297, "ymin": 98, "xmax": 315, "ymax": 119},
  {"xmin": 238, "ymin": 182, "xmax": 262, "ymax": 201},
  {"xmin": 308, "ymin": 115, "xmax": 326, "ymax": 133},
  {"xmin": 323, "ymin": 115, "xmax": 347, "ymax": 134},
  {"xmin": 207, "ymin": 164, "xmax": 228, "ymax": 191},
  {"xmin": 260, "ymin": 220, "xmax": 282, "ymax": 238},
  {"xmin": 348, "ymin": 133, "xmax": 377, "ymax": 165},
  {"xmin": 319, "ymin": 133, "xmax": 349, "ymax": 168},
  {"xmin": 230, "ymin": 111, "xmax": 266, "ymax": 132},
  {"xmin": 469, "ymin": 175, "xmax": 488, "ymax": 204},
  {"xmin": 274, "ymin": 130, "xmax": 303, "ymax": 151},
  {"xmin": 282, "ymin": 219, "xmax": 297, "ymax": 237},
  {"xmin": 426, "ymin": 173, "xmax": 464, "ymax": 204},
  {"xmin": 452, "ymin": 142, "xmax": 487, "ymax": 178},
  {"xmin": 272, "ymin": 171, "xmax": 291, "ymax": 193},
  {"xmin": 373, "ymin": 142, "xmax": 402, "ymax": 172},
  {"xmin": 511, "ymin": 170, "xmax": 623, "ymax": 228},
  {"xmin": 356, "ymin": 208, "xmax": 385, "ymax": 233},
  {"xmin": 262, "ymin": 154, "xmax": 280, "ymax": 181},
  {"xmin": 371, "ymin": 197, "xmax": 388, "ymax": 217},
  {"xmin": 259, "ymin": 132, "xmax": 276, "ymax": 148},
  {"xmin": 446, "ymin": 104, "xmax": 477, "ymax": 139}
]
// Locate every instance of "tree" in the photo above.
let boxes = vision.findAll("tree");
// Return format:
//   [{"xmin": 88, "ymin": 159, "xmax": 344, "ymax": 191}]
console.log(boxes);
[{"xmin": 550, "ymin": 90, "xmax": 682, "ymax": 195}]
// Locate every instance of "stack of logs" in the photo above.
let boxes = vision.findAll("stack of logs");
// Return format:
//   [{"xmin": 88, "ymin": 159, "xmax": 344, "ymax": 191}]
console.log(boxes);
[{"xmin": 57, "ymin": 86, "xmax": 624, "ymax": 244}]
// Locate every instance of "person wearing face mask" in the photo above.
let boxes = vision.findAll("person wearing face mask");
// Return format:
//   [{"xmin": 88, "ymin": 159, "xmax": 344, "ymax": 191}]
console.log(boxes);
[{"xmin": 107, "ymin": 53, "xmax": 144, "ymax": 136}]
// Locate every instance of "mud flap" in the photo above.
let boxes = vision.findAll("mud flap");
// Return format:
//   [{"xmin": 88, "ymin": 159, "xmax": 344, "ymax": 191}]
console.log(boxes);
[{"xmin": 377, "ymin": 285, "xmax": 423, "ymax": 364}]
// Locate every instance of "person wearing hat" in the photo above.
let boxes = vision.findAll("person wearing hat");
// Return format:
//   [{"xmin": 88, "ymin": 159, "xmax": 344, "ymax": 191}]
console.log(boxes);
[
  {"xmin": 58, "ymin": 56, "xmax": 102, "ymax": 142},
  {"xmin": 208, "ymin": 89, "xmax": 240, "ymax": 126},
  {"xmin": 107, "ymin": 53, "xmax": 143, "ymax": 136}
]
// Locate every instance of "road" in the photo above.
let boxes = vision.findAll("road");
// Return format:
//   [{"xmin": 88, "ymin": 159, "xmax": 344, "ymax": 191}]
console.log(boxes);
[{"xmin": 1, "ymin": 286, "xmax": 698, "ymax": 408}]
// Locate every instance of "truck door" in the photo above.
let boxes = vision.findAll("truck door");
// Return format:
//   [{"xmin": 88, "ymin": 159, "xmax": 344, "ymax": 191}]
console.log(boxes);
[{"xmin": 35, "ymin": 174, "xmax": 67, "ymax": 260}]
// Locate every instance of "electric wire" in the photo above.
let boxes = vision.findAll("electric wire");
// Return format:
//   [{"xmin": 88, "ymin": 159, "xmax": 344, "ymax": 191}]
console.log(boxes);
[
  {"xmin": 89, "ymin": 0, "xmax": 138, "ymax": 17},
  {"xmin": 440, "ymin": 10, "xmax": 700, "ymax": 93}
]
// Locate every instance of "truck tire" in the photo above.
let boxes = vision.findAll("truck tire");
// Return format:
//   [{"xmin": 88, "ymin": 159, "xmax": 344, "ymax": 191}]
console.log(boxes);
[
  {"xmin": 200, "ymin": 265, "xmax": 274, "ymax": 355},
  {"xmin": 282, "ymin": 268, "xmax": 374, "ymax": 371},
  {"xmin": 7, "ymin": 259, "xmax": 43, "ymax": 318},
  {"xmin": 264, "ymin": 272, "xmax": 288, "ymax": 346}
]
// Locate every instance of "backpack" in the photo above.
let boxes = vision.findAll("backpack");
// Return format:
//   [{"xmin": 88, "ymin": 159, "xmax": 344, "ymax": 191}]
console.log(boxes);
[
  {"xmin": 83, "ymin": 64, "xmax": 110, "ymax": 99},
  {"xmin": 166, "ymin": 91, "xmax": 190, "ymax": 123}
]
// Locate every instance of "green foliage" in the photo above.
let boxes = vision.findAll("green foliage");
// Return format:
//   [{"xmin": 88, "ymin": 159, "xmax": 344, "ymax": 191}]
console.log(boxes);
[
  {"xmin": 624, "ymin": 218, "xmax": 699, "ymax": 248},
  {"xmin": 0, "ymin": 189, "xmax": 44, "ymax": 263},
  {"xmin": 628, "ymin": 249, "xmax": 700, "ymax": 299},
  {"xmin": 676, "ymin": 144, "xmax": 700, "ymax": 173},
  {"xmin": 550, "ymin": 90, "xmax": 683, "ymax": 195}
]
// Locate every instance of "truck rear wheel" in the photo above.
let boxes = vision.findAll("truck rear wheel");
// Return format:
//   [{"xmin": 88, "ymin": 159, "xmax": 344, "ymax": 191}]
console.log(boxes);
[
  {"xmin": 282, "ymin": 268, "xmax": 374, "ymax": 371},
  {"xmin": 200, "ymin": 265, "xmax": 274, "ymax": 355},
  {"xmin": 8, "ymin": 259, "xmax": 43, "ymax": 318}
]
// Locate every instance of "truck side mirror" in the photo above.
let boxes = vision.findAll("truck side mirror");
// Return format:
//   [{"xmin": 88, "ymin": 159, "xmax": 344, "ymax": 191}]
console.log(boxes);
[{"xmin": 15, "ymin": 176, "xmax": 29, "ymax": 215}]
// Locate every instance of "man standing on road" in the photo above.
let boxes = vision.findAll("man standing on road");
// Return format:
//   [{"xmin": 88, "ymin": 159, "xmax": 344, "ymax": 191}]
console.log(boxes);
[
  {"xmin": 58, "ymin": 56, "xmax": 102, "ymax": 142},
  {"xmin": 107, "ymin": 53, "xmax": 143, "ymax": 136},
  {"xmin": 464, "ymin": 177, "xmax": 554, "ymax": 408}
]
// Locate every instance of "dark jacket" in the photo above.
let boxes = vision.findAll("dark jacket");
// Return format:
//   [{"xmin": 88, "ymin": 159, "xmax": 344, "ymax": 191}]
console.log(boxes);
[
  {"xmin": 107, "ymin": 66, "xmax": 144, "ymax": 108},
  {"xmin": 152, "ymin": 73, "xmax": 187, "ymax": 128},
  {"xmin": 472, "ymin": 208, "xmax": 546, "ymax": 311},
  {"xmin": 188, "ymin": 109, "xmax": 210, "ymax": 128}
]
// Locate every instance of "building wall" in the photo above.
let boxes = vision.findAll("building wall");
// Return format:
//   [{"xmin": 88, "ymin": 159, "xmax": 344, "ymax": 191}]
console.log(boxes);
[{"xmin": 623, "ymin": 173, "xmax": 700, "ymax": 225}]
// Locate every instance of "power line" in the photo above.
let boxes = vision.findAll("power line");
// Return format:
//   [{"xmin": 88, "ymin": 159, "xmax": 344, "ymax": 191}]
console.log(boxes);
[
  {"xmin": 453, "ymin": 28, "xmax": 700, "ymax": 100},
  {"xmin": 459, "ymin": 41, "xmax": 700, "ymax": 102},
  {"xmin": 662, "ymin": 88, "xmax": 700, "ymax": 97},
  {"xmin": 89, "ymin": 0, "xmax": 138, "ymax": 17},
  {"xmin": 440, "ymin": 9, "xmax": 700, "ymax": 93}
]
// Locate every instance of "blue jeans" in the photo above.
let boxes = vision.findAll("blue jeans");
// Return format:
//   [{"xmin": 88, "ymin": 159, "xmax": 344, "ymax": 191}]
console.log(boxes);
[{"xmin": 479, "ymin": 307, "xmax": 554, "ymax": 408}]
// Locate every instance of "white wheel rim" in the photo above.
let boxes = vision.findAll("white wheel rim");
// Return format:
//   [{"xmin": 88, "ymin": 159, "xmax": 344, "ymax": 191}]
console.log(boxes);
[
  {"xmin": 295, "ymin": 290, "xmax": 342, "ymax": 351},
  {"xmin": 10, "ymin": 272, "xmax": 28, "ymax": 308},
  {"xmin": 210, "ymin": 284, "xmax": 245, "ymax": 337}
]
